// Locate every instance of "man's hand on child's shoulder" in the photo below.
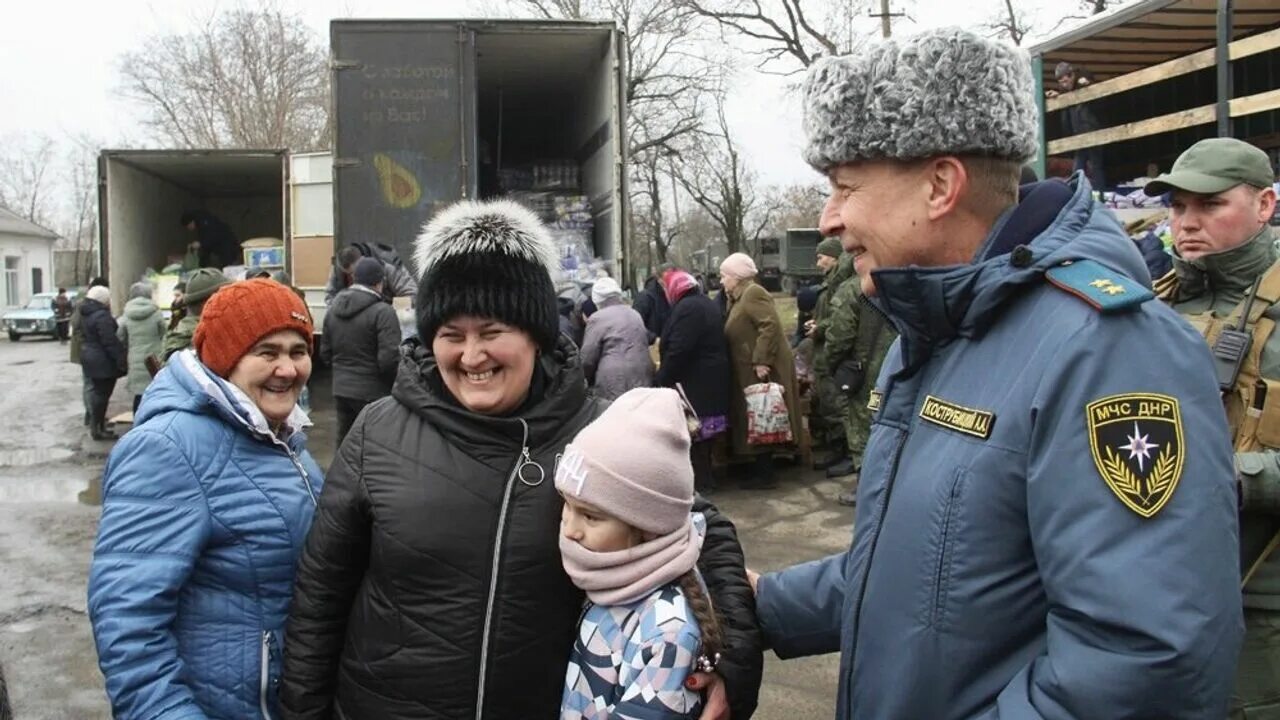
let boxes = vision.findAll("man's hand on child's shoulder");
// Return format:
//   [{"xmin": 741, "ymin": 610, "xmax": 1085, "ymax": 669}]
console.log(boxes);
[{"xmin": 686, "ymin": 673, "xmax": 730, "ymax": 720}]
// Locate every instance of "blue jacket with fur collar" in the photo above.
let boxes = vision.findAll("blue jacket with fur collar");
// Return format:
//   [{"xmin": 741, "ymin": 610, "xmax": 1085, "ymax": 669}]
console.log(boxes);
[{"xmin": 88, "ymin": 350, "xmax": 323, "ymax": 719}]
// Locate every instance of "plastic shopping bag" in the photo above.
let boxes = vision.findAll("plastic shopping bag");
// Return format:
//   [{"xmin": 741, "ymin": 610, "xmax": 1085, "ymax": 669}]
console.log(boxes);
[{"xmin": 744, "ymin": 382, "xmax": 793, "ymax": 446}]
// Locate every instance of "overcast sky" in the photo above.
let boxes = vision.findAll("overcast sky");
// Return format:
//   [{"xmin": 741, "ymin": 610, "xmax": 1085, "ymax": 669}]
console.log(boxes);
[{"xmin": 1, "ymin": 0, "xmax": 1085, "ymax": 187}]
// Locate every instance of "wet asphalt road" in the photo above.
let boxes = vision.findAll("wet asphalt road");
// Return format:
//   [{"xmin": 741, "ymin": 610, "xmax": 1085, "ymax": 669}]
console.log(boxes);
[{"xmin": 0, "ymin": 336, "xmax": 846, "ymax": 719}]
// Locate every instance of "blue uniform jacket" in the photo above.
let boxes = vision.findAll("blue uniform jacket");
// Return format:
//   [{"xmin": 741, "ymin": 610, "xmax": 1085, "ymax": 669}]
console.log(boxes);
[
  {"xmin": 88, "ymin": 351, "xmax": 323, "ymax": 720},
  {"xmin": 757, "ymin": 177, "xmax": 1243, "ymax": 719}
]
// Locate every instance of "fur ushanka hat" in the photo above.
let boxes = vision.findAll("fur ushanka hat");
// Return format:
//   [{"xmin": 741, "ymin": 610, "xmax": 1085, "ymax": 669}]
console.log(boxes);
[
  {"xmin": 413, "ymin": 199, "xmax": 561, "ymax": 350},
  {"xmin": 801, "ymin": 27, "xmax": 1038, "ymax": 171}
]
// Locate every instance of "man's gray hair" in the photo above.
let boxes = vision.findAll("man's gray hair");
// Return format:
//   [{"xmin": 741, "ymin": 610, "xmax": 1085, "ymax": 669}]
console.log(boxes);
[
  {"xmin": 129, "ymin": 281, "xmax": 154, "ymax": 300},
  {"xmin": 801, "ymin": 27, "xmax": 1039, "ymax": 170}
]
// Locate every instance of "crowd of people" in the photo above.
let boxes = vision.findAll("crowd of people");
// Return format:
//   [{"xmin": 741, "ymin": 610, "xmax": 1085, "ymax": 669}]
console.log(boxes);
[{"xmin": 63, "ymin": 25, "xmax": 1280, "ymax": 720}]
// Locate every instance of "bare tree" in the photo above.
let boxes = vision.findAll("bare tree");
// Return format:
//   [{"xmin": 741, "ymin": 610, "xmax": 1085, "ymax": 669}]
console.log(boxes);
[
  {"xmin": 119, "ymin": 6, "xmax": 329, "ymax": 150},
  {"xmin": 766, "ymin": 181, "xmax": 828, "ymax": 234},
  {"xmin": 988, "ymin": 0, "xmax": 1033, "ymax": 46},
  {"xmin": 0, "ymin": 133, "xmax": 58, "ymax": 228},
  {"xmin": 515, "ymin": 0, "xmax": 724, "ymax": 279},
  {"xmin": 61, "ymin": 135, "xmax": 101, "ymax": 286},
  {"xmin": 990, "ymin": 0, "xmax": 1114, "ymax": 46},
  {"xmin": 631, "ymin": 146, "xmax": 684, "ymax": 265},
  {"xmin": 673, "ymin": 92, "xmax": 779, "ymax": 255},
  {"xmin": 673, "ymin": 0, "xmax": 859, "ymax": 73}
]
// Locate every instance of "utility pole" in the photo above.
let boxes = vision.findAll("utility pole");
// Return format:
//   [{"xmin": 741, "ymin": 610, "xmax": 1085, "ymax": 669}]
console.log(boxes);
[{"xmin": 870, "ymin": 0, "xmax": 905, "ymax": 38}]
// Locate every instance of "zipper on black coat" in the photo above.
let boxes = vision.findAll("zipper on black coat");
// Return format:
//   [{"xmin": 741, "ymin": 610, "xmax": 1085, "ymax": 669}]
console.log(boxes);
[{"xmin": 474, "ymin": 418, "xmax": 531, "ymax": 720}]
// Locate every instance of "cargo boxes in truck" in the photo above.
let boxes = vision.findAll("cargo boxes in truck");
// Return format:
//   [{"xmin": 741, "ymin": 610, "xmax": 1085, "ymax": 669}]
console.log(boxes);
[
  {"xmin": 331, "ymin": 19, "xmax": 629, "ymax": 287},
  {"xmin": 98, "ymin": 149, "xmax": 288, "ymax": 311}
]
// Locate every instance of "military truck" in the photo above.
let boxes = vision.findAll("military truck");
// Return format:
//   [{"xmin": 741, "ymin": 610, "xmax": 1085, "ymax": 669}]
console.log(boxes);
[{"xmin": 779, "ymin": 228, "xmax": 825, "ymax": 292}]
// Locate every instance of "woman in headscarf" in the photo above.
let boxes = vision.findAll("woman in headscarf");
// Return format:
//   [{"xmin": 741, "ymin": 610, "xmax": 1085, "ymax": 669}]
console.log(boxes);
[
  {"xmin": 655, "ymin": 270, "xmax": 731, "ymax": 492},
  {"xmin": 281, "ymin": 200, "xmax": 762, "ymax": 720},
  {"xmin": 719, "ymin": 252, "xmax": 802, "ymax": 489},
  {"xmin": 117, "ymin": 281, "xmax": 167, "ymax": 414},
  {"xmin": 579, "ymin": 276, "xmax": 652, "ymax": 400},
  {"xmin": 88, "ymin": 279, "xmax": 323, "ymax": 719}
]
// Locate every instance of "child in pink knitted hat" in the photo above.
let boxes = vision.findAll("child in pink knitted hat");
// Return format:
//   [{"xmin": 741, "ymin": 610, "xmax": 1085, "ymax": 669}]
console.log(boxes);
[{"xmin": 556, "ymin": 387, "xmax": 722, "ymax": 719}]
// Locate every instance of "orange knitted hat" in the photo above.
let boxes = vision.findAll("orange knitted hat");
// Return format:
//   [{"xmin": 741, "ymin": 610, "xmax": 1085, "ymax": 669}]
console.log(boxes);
[{"xmin": 194, "ymin": 279, "xmax": 314, "ymax": 378}]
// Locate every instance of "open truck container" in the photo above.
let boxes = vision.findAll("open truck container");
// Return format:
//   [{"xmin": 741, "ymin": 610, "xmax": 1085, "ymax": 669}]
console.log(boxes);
[
  {"xmin": 289, "ymin": 151, "xmax": 335, "ymax": 329},
  {"xmin": 97, "ymin": 149, "xmax": 289, "ymax": 311},
  {"xmin": 330, "ymin": 19, "xmax": 630, "ymax": 286}
]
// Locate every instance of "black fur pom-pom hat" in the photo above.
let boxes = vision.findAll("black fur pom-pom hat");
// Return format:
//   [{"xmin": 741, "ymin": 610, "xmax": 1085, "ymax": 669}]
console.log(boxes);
[{"xmin": 413, "ymin": 199, "xmax": 561, "ymax": 350}]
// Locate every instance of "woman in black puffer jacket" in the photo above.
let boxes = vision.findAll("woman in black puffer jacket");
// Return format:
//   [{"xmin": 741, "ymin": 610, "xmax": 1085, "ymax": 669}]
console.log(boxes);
[
  {"xmin": 79, "ymin": 285, "xmax": 126, "ymax": 440},
  {"xmin": 281, "ymin": 200, "xmax": 763, "ymax": 720}
]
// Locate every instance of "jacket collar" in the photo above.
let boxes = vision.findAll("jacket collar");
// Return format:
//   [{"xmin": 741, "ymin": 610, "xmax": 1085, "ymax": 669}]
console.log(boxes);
[
  {"xmin": 1173, "ymin": 225, "xmax": 1276, "ymax": 297},
  {"xmin": 726, "ymin": 277, "xmax": 756, "ymax": 303},
  {"xmin": 824, "ymin": 253, "xmax": 856, "ymax": 289},
  {"xmin": 168, "ymin": 350, "xmax": 311, "ymax": 449}
]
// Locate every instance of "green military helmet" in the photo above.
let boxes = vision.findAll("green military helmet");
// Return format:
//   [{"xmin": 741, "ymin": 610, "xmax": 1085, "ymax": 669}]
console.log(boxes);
[
  {"xmin": 183, "ymin": 268, "xmax": 232, "ymax": 306},
  {"xmin": 816, "ymin": 237, "xmax": 843, "ymax": 259},
  {"xmin": 1145, "ymin": 138, "xmax": 1276, "ymax": 196}
]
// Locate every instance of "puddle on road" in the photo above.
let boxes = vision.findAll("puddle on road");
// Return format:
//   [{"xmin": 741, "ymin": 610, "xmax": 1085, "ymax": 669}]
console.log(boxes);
[
  {"xmin": 0, "ymin": 448, "xmax": 75, "ymax": 467},
  {"xmin": 0, "ymin": 474, "xmax": 96, "ymax": 503}
]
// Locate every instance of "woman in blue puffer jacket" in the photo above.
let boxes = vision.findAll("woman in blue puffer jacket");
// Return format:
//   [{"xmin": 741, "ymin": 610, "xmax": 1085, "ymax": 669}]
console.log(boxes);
[{"xmin": 88, "ymin": 279, "xmax": 323, "ymax": 720}]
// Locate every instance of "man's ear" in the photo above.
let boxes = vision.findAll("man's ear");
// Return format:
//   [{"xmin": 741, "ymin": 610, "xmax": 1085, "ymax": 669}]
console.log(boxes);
[
  {"xmin": 925, "ymin": 156, "xmax": 968, "ymax": 222},
  {"xmin": 1257, "ymin": 187, "xmax": 1278, "ymax": 225}
]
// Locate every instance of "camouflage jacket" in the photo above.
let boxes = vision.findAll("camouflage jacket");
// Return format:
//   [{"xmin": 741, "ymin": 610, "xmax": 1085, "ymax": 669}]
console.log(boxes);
[
  {"xmin": 812, "ymin": 255, "xmax": 856, "ymax": 350},
  {"xmin": 818, "ymin": 271, "xmax": 896, "ymax": 382}
]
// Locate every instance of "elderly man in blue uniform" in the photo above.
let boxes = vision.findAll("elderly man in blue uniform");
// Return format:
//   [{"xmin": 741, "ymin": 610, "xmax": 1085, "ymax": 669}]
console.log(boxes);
[{"xmin": 750, "ymin": 27, "xmax": 1243, "ymax": 719}]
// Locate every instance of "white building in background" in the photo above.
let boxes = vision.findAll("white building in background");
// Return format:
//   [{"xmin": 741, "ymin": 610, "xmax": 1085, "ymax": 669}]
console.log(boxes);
[{"xmin": 0, "ymin": 206, "xmax": 58, "ymax": 308}]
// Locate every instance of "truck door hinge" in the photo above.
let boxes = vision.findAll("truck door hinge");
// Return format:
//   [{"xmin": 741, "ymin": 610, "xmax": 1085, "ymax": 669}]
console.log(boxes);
[
  {"xmin": 332, "ymin": 158, "xmax": 361, "ymax": 169},
  {"xmin": 331, "ymin": 59, "xmax": 359, "ymax": 71}
]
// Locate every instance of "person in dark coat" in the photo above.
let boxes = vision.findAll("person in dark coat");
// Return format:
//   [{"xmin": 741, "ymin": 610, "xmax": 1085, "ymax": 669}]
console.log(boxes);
[
  {"xmin": 281, "ymin": 200, "xmax": 762, "ymax": 720},
  {"xmin": 1049, "ymin": 62, "xmax": 1106, "ymax": 190},
  {"xmin": 53, "ymin": 287, "xmax": 73, "ymax": 342},
  {"xmin": 79, "ymin": 285, "xmax": 127, "ymax": 440},
  {"xmin": 320, "ymin": 258, "xmax": 402, "ymax": 447},
  {"xmin": 655, "ymin": 270, "xmax": 731, "ymax": 492},
  {"xmin": 1134, "ymin": 229, "xmax": 1172, "ymax": 280},
  {"xmin": 632, "ymin": 267, "xmax": 673, "ymax": 344},
  {"xmin": 323, "ymin": 243, "xmax": 418, "ymax": 306},
  {"xmin": 180, "ymin": 209, "xmax": 240, "ymax": 269},
  {"xmin": 71, "ymin": 276, "xmax": 109, "ymax": 425}
]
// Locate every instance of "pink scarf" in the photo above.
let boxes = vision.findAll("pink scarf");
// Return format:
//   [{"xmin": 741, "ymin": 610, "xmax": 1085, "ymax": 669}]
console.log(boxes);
[
  {"xmin": 560, "ymin": 513, "xmax": 705, "ymax": 605},
  {"xmin": 664, "ymin": 271, "xmax": 698, "ymax": 307}
]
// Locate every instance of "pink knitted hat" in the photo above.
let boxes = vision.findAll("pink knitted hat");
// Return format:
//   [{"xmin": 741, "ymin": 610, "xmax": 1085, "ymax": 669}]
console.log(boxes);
[
  {"xmin": 555, "ymin": 388, "xmax": 695, "ymax": 535},
  {"xmin": 719, "ymin": 252, "xmax": 758, "ymax": 280}
]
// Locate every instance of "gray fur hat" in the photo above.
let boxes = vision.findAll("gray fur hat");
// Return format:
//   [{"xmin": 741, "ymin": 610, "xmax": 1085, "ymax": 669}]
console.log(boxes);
[{"xmin": 801, "ymin": 28, "xmax": 1039, "ymax": 170}]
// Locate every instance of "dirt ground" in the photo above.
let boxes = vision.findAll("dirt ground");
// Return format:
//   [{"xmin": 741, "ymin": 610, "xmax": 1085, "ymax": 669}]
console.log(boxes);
[{"xmin": 0, "ymin": 334, "xmax": 846, "ymax": 719}]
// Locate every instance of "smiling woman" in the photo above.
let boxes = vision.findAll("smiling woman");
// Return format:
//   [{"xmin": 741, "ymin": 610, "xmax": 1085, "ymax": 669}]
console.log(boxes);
[
  {"xmin": 87, "ymin": 278, "xmax": 323, "ymax": 719},
  {"xmin": 281, "ymin": 199, "xmax": 764, "ymax": 720}
]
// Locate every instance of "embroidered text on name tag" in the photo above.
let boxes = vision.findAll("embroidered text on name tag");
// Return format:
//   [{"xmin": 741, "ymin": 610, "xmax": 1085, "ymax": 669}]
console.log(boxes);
[
  {"xmin": 918, "ymin": 395, "xmax": 996, "ymax": 439},
  {"xmin": 867, "ymin": 390, "xmax": 883, "ymax": 412}
]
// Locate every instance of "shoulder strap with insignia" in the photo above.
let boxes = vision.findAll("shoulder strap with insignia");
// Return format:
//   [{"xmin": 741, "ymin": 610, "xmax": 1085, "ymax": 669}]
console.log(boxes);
[{"xmin": 1044, "ymin": 259, "xmax": 1154, "ymax": 313}]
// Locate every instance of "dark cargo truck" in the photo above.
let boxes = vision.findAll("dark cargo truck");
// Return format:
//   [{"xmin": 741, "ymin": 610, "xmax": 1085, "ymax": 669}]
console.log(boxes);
[{"xmin": 331, "ymin": 19, "xmax": 629, "ymax": 284}]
